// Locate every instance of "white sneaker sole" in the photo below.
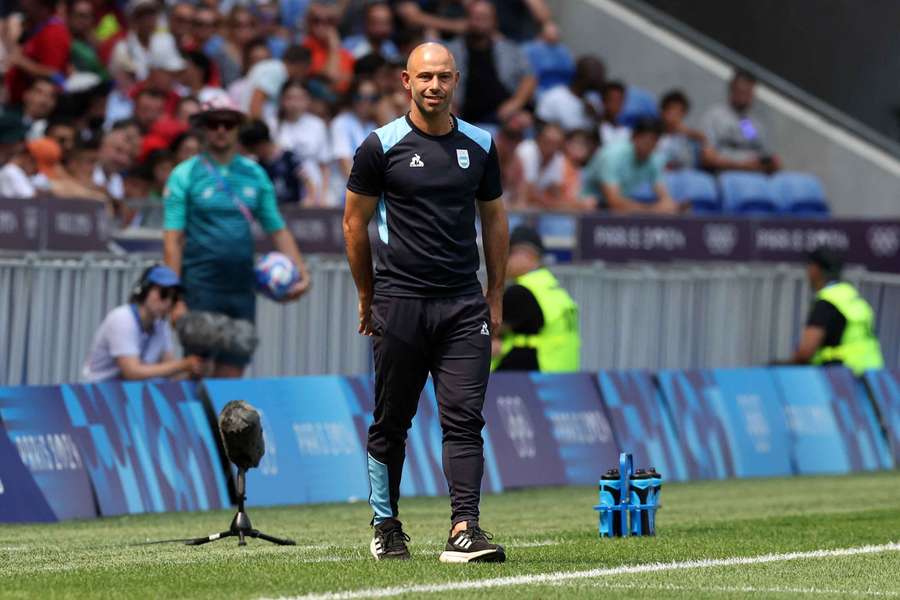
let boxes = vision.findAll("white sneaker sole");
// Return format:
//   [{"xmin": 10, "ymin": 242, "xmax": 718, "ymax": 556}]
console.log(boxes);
[
  {"xmin": 439, "ymin": 548, "xmax": 504, "ymax": 563},
  {"xmin": 370, "ymin": 537, "xmax": 381, "ymax": 560}
]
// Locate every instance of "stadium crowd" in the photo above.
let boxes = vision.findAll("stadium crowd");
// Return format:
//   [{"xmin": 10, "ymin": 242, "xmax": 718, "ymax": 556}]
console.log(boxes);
[{"xmin": 0, "ymin": 0, "xmax": 783, "ymax": 226}]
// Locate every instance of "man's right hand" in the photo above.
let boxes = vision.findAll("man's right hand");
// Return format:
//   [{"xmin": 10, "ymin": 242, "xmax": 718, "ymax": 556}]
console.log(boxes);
[
  {"xmin": 358, "ymin": 296, "xmax": 376, "ymax": 336},
  {"xmin": 183, "ymin": 355, "xmax": 208, "ymax": 378}
]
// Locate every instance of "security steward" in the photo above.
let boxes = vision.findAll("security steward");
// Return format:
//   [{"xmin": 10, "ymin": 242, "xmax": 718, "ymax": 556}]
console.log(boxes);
[
  {"xmin": 491, "ymin": 226, "xmax": 580, "ymax": 372},
  {"xmin": 783, "ymin": 248, "xmax": 883, "ymax": 376}
]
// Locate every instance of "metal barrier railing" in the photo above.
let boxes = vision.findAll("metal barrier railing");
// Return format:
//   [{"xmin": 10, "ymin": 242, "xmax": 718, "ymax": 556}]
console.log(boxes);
[{"xmin": 1, "ymin": 256, "xmax": 897, "ymax": 386}]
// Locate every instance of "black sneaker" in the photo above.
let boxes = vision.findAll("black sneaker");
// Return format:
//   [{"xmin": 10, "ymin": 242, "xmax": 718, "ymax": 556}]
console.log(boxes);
[
  {"xmin": 370, "ymin": 518, "xmax": 411, "ymax": 560},
  {"xmin": 439, "ymin": 522, "xmax": 506, "ymax": 563}
]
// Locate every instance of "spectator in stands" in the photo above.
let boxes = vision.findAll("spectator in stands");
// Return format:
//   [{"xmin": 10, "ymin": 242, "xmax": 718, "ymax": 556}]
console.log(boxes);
[
  {"xmin": 66, "ymin": 0, "xmax": 107, "ymax": 79},
  {"xmin": 93, "ymin": 128, "xmax": 132, "ymax": 204},
  {"xmin": 42, "ymin": 136, "xmax": 109, "ymax": 201},
  {"xmin": 448, "ymin": 0, "xmax": 536, "ymax": 127},
  {"xmin": 192, "ymin": 5, "xmax": 239, "ymax": 86},
  {"xmin": 494, "ymin": 109, "xmax": 530, "ymax": 207},
  {"xmin": 133, "ymin": 88, "xmax": 167, "ymax": 135},
  {"xmin": 221, "ymin": 7, "xmax": 260, "ymax": 74},
  {"xmin": 104, "ymin": 51, "xmax": 138, "ymax": 129},
  {"xmin": 516, "ymin": 120, "xmax": 566, "ymax": 209},
  {"xmin": 523, "ymin": 21, "xmax": 575, "ymax": 96},
  {"xmin": 342, "ymin": 1, "xmax": 399, "ymax": 60},
  {"xmin": 370, "ymin": 55, "xmax": 407, "ymax": 124},
  {"xmin": 4, "ymin": 0, "xmax": 71, "ymax": 106},
  {"xmin": 109, "ymin": 0, "xmax": 179, "ymax": 82},
  {"xmin": 226, "ymin": 37, "xmax": 269, "ymax": 111},
  {"xmin": 168, "ymin": 2, "xmax": 196, "ymax": 51},
  {"xmin": 14, "ymin": 76, "xmax": 58, "ymax": 139},
  {"xmin": 111, "ymin": 118, "xmax": 143, "ymax": 163},
  {"xmin": 599, "ymin": 80, "xmax": 629, "ymax": 146},
  {"xmin": 393, "ymin": 0, "xmax": 467, "ymax": 39},
  {"xmin": 269, "ymin": 79, "xmax": 331, "ymax": 205},
  {"xmin": 81, "ymin": 265, "xmax": 205, "ymax": 383},
  {"xmin": 0, "ymin": 133, "xmax": 38, "ymax": 199},
  {"xmin": 582, "ymin": 116, "xmax": 680, "ymax": 215},
  {"xmin": 701, "ymin": 69, "xmax": 782, "ymax": 173},
  {"xmin": 181, "ymin": 50, "xmax": 222, "ymax": 102},
  {"xmin": 536, "ymin": 54, "xmax": 604, "ymax": 132},
  {"xmin": 175, "ymin": 96, "xmax": 201, "ymax": 124},
  {"xmin": 302, "ymin": 2, "xmax": 355, "ymax": 94},
  {"xmin": 657, "ymin": 90, "xmax": 707, "ymax": 170},
  {"xmin": 171, "ymin": 130, "xmax": 201, "ymax": 163},
  {"xmin": 560, "ymin": 128, "xmax": 599, "ymax": 211},
  {"xmin": 492, "ymin": 225, "xmax": 579, "ymax": 372},
  {"xmin": 778, "ymin": 249, "xmax": 884, "ymax": 376},
  {"xmin": 494, "ymin": 0, "xmax": 552, "ymax": 42},
  {"xmin": 331, "ymin": 77, "xmax": 378, "ymax": 182},
  {"xmin": 246, "ymin": 44, "xmax": 311, "ymax": 122},
  {"xmin": 62, "ymin": 139, "xmax": 108, "ymax": 199},
  {"xmin": 45, "ymin": 118, "xmax": 77, "ymax": 155},
  {"xmin": 239, "ymin": 119, "xmax": 305, "ymax": 205},
  {"xmin": 253, "ymin": 0, "xmax": 290, "ymax": 59}
]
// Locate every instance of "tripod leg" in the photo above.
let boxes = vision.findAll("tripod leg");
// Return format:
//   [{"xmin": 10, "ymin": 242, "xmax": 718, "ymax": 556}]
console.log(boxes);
[
  {"xmin": 251, "ymin": 530, "xmax": 297, "ymax": 546},
  {"xmin": 185, "ymin": 531, "xmax": 234, "ymax": 546},
  {"xmin": 238, "ymin": 530, "xmax": 247, "ymax": 546}
]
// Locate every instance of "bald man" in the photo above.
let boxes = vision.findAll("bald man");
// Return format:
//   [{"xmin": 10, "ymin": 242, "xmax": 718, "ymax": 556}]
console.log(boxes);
[{"xmin": 343, "ymin": 43, "xmax": 509, "ymax": 563}]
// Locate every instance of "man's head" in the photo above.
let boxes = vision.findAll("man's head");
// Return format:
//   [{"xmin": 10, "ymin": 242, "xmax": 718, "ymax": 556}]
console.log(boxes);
[
  {"xmin": 601, "ymin": 81, "xmax": 625, "ymax": 121},
  {"xmin": 242, "ymin": 37, "xmax": 271, "ymax": 73},
  {"xmin": 283, "ymin": 44, "xmax": 312, "ymax": 81},
  {"xmin": 193, "ymin": 6, "xmax": 219, "ymax": 45},
  {"xmin": 45, "ymin": 119, "xmax": 77, "ymax": 154},
  {"xmin": 364, "ymin": 1, "xmax": 393, "ymax": 44},
  {"xmin": 175, "ymin": 95, "xmax": 201, "ymax": 123},
  {"xmin": 807, "ymin": 248, "xmax": 844, "ymax": 291},
  {"xmin": 195, "ymin": 95, "xmax": 245, "ymax": 153},
  {"xmin": 729, "ymin": 69, "xmax": 756, "ymax": 113},
  {"xmin": 279, "ymin": 79, "xmax": 311, "ymax": 119},
  {"xmin": 564, "ymin": 128, "xmax": 597, "ymax": 167},
  {"xmin": 23, "ymin": 77, "xmax": 58, "ymax": 120},
  {"xmin": 306, "ymin": 2, "xmax": 339, "ymax": 44},
  {"xmin": 99, "ymin": 129, "xmax": 134, "ymax": 172},
  {"xmin": 499, "ymin": 109, "xmax": 533, "ymax": 144},
  {"xmin": 65, "ymin": 139, "xmax": 100, "ymax": 182},
  {"xmin": 20, "ymin": 0, "xmax": 56, "ymax": 21},
  {"xmin": 631, "ymin": 116, "xmax": 662, "ymax": 162},
  {"xmin": 112, "ymin": 118, "xmax": 143, "ymax": 159},
  {"xmin": 466, "ymin": 0, "xmax": 497, "ymax": 42},
  {"xmin": 66, "ymin": 0, "xmax": 95, "ymax": 39},
  {"xmin": 536, "ymin": 121, "xmax": 564, "ymax": 161},
  {"xmin": 507, "ymin": 225, "xmax": 545, "ymax": 279},
  {"xmin": 403, "ymin": 43, "xmax": 458, "ymax": 119},
  {"xmin": 182, "ymin": 50, "xmax": 212, "ymax": 90},
  {"xmin": 660, "ymin": 89, "xmax": 689, "ymax": 130},
  {"xmin": 134, "ymin": 88, "xmax": 166, "ymax": 133},
  {"xmin": 169, "ymin": 2, "xmax": 195, "ymax": 44},
  {"xmin": 129, "ymin": 0, "xmax": 160, "ymax": 40},
  {"xmin": 238, "ymin": 118, "xmax": 273, "ymax": 158},
  {"xmin": 131, "ymin": 265, "xmax": 183, "ymax": 319},
  {"xmin": 228, "ymin": 6, "xmax": 259, "ymax": 48},
  {"xmin": 572, "ymin": 55, "xmax": 606, "ymax": 93}
]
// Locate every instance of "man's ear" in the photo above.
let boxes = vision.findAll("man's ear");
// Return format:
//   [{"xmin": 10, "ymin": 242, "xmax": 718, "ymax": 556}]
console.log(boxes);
[{"xmin": 401, "ymin": 71, "xmax": 411, "ymax": 90}]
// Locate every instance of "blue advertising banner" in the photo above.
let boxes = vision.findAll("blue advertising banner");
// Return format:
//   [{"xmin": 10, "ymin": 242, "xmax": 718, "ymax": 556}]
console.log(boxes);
[
  {"xmin": 822, "ymin": 368, "xmax": 893, "ymax": 470},
  {"xmin": 657, "ymin": 369, "xmax": 793, "ymax": 479},
  {"xmin": 0, "ymin": 424, "xmax": 57, "ymax": 522},
  {"xmin": 203, "ymin": 377, "xmax": 369, "ymax": 507},
  {"xmin": 0, "ymin": 386, "xmax": 96, "ymax": 520},
  {"xmin": 771, "ymin": 367, "xmax": 888, "ymax": 474},
  {"xmin": 482, "ymin": 373, "xmax": 565, "ymax": 489},
  {"xmin": 596, "ymin": 370, "xmax": 688, "ymax": 481},
  {"xmin": 529, "ymin": 373, "xmax": 619, "ymax": 485},
  {"xmin": 59, "ymin": 382, "xmax": 230, "ymax": 516},
  {"xmin": 863, "ymin": 370, "xmax": 900, "ymax": 462}
]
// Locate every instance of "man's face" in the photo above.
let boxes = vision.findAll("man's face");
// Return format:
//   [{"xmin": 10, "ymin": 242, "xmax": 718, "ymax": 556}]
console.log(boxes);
[
  {"xmin": 365, "ymin": 4, "xmax": 393, "ymax": 42},
  {"xmin": 135, "ymin": 93, "xmax": 165, "ymax": 132},
  {"xmin": 47, "ymin": 125, "xmax": 76, "ymax": 154},
  {"xmin": 132, "ymin": 8, "xmax": 158, "ymax": 38},
  {"xmin": 537, "ymin": 126, "xmax": 564, "ymax": 160},
  {"xmin": 661, "ymin": 102, "xmax": 686, "ymax": 129},
  {"xmin": 467, "ymin": 1, "xmax": 496, "ymax": 38},
  {"xmin": 144, "ymin": 286, "xmax": 176, "ymax": 320},
  {"xmin": 68, "ymin": 149, "xmax": 97, "ymax": 180},
  {"xmin": 203, "ymin": 112, "xmax": 241, "ymax": 153},
  {"xmin": 280, "ymin": 85, "xmax": 310, "ymax": 117},
  {"xmin": 169, "ymin": 3, "xmax": 194, "ymax": 39},
  {"xmin": 604, "ymin": 89, "xmax": 624, "ymax": 119},
  {"xmin": 68, "ymin": 1, "xmax": 94, "ymax": 37},
  {"xmin": 730, "ymin": 78, "xmax": 755, "ymax": 112},
  {"xmin": 354, "ymin": 80, "xmax": 380, "ymax": 119},
  {"xmin": 193, "ymin": 9, "xmax": 218, "ymax": 44},
  {"xmin": 633, "ymin": 131, "xmax": 659, "ymax": 161},
  {"xmin": 307, "ymin": 4, "xmax": 337, "ymax": 43},
  {"xmin": 402, "ymin": 49, "xmax": 458, "ymax": 117},
  {"xmin": 100, "ymin": 131, "xmax": 133, "ymax": 171},
  {"xmin": 24, "ymin": 81, "xmax": 57, "ymax": 119},
  {"xmin": 230, "ymin": 10, "xmax": 258, "ymax": 46}
]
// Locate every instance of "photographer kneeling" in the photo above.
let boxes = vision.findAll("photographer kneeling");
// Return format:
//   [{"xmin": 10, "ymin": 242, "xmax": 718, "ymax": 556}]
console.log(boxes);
[{"xmin": 82, "ymin": 265, "xmax": 205, "ymax": 382}]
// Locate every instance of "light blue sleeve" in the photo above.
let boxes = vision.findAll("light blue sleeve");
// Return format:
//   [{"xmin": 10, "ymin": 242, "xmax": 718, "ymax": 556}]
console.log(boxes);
[{"xmin": 163, "ymin": 159, "xmax": 192, "ymax": 231}]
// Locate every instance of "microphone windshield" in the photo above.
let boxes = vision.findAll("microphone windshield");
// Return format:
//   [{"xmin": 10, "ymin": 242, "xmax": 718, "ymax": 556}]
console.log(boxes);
[{"xmin": 218, "ymin": 400, "xmax": 265, "ymax": 470}]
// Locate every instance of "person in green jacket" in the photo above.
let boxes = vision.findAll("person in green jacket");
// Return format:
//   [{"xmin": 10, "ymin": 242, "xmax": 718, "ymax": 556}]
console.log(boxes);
[
  {"xmin": 492, "ymin": 225, "xmax": 580, "ymax": 372},
  {"xmin": 783, "ymin": 248, "xmax": 883, "ymax": 376}
]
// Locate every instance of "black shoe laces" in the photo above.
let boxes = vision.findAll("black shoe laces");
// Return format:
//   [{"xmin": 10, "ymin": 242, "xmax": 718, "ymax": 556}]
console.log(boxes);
[
  {"xmin": 460, "ymin": 525, "xmax": 492, "ymax": 544},
  {"xmin": 383, "ymin": 527, "xmax": 411, "ymax": 552}
]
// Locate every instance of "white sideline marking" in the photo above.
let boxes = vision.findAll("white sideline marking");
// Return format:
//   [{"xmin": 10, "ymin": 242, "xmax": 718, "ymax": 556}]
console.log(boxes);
[
  {"xmin": 561, "ymin": 582, "xmax": 900, "ymax": 597},
  {"xmin": 262, "ymin": 541, "xmax": 900, "ymax": 600}
]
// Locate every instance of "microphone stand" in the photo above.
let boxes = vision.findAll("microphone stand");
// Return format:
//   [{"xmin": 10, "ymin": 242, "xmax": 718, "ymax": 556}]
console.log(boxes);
[{"xmin": 185, "ymin": 468, "xmax": 295, "ymax": 547}]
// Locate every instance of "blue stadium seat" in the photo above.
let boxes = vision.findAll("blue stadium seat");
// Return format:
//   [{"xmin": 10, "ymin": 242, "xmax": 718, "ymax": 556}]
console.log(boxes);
[
  {"xmin": 620, "ymin": 87, "xmax": 659, "ymax": 127},
  {"xmin": 770, "ymin": 172, "xmax": 829, "ymax": 216},
  {"xmin": 718, "ymin": 171, "xmax": 777, "ymax": 214},
  {"xmin": 663, "ymin": 169, "xmax": 720, "ymax": 213}
]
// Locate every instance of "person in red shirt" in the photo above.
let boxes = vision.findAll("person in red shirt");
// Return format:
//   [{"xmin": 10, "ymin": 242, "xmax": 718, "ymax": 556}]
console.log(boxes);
[
  {"xmin": 5, "ymin": 0, "xmax": 72, "ymax": 105},
  {"xmin": 301, "ymin": 2, "xmax": 353, "ymax": 94}
]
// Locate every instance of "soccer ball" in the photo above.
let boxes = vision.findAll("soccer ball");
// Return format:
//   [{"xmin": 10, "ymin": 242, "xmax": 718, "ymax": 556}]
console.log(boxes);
[{"xmin": 254, "ymin": 252, "xmax": 299, "ymax": 301}]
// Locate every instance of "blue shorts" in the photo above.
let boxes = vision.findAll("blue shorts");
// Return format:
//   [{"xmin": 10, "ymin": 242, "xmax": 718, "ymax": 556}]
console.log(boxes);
[{"xmin": 184, "ymin": 286, "xmax": 257, "ymax": 366}]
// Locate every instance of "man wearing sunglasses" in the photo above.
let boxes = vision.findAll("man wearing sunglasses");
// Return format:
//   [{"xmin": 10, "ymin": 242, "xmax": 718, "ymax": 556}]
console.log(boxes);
[
  {"xmin": 82, "ymin": 265, "xmax": 205, "ymax": 382},
  {"xmin": 163, "ymin": 95, "xmax": 310, "ymax": 378}
]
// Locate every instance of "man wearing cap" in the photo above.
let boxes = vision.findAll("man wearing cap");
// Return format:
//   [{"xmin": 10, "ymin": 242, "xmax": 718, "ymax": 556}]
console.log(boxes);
[
  {"xmin": 82, "ymin": 265, "xmax": 205, "ymax": 382},
  {"xmin": 163, "ymin": 96, "xmax": 310, "ymax": 378},
  {"xmin": 779, "ymin": 248, "xmax": 884, "ymax": 376},
  {"xmin": 109, "ymin": 0, "xmax": 182, "ymax": 81},
  {"xmin": 491, "ymin": 225, "xmax": 580, "ymax": 372}
]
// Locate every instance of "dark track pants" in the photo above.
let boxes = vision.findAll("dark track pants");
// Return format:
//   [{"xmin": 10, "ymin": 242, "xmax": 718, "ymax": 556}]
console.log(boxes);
[{"xmin": 366, "ymin": 293, "xmax": 491, "ymax": 525}]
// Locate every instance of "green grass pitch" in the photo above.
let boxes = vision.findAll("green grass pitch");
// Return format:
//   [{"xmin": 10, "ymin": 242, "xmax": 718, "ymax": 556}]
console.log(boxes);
[{"xmin": 1, "ymin": 472, "xmax": 899, "ymax": 599}]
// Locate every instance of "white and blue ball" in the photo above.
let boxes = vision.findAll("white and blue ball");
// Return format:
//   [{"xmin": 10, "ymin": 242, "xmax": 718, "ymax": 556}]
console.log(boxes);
[{"xmin": 254, "ymin": 252, "xmax": 299, "ymax": 300}]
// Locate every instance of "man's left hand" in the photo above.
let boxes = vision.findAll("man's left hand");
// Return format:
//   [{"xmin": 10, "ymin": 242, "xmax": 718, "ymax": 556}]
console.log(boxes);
[
  {"xmin": 280, "ymin": 277, "xmax": 311, "ymax": 302},
  {"xmin": 486, "ymin": 291, "xmax": 502, "ymax": 335}
]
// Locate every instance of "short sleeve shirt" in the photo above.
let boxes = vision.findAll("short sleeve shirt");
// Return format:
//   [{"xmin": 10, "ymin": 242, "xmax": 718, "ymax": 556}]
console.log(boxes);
[
  {"xmin": 347, "ymin": 114, "xmax": 502, "ymax": 298},
  {"xmin": 583, "ymin": 140, "xmax": 665, "ymax": 202},
  {"xmin": 163, "ymin": 153, "xmax": 284, "ymax": 291},
  {"xmin": 82, "ymin": 304, "xmax": 174, "ymax": 382}
]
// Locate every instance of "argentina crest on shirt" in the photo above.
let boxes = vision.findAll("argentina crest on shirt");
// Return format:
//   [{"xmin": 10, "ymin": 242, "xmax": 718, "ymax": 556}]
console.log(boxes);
[{"xmin": 456, "ymin": 148, "xmax": 470, "ymax": 169}]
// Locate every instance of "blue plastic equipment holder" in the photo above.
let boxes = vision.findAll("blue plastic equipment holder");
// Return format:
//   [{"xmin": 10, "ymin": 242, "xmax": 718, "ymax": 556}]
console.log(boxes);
[{"xmin": 593, "ymin": 452, "xmax": 661, "ymax": 537}]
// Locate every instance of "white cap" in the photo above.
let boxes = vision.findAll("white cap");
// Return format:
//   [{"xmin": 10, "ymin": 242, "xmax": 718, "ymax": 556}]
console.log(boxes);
[{"xmin": 148, "ymin": 38, "xmax": 187, "ymax": 72}]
